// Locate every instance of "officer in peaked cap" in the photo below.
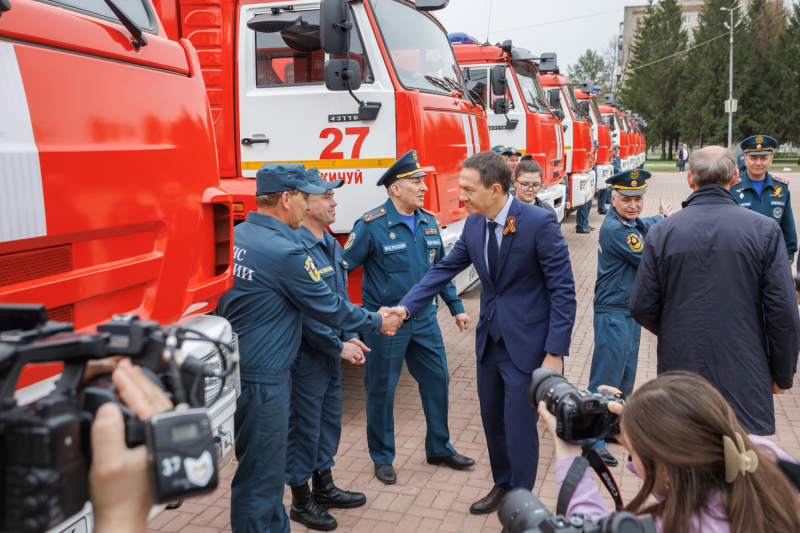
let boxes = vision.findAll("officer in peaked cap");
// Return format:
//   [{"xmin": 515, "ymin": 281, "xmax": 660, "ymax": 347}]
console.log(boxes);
[
  {"xmin": 343, "ymin": 150, "xmax": 474, "ymax": 484},
  {"xmin": 219, "ymin": 162, "xmax": 402, "ymax": 533},
  {"xmin": 588, "ymin": 168, "xmax": 673, "ymax": 466},
  {"xmin": 733, "ymin": 135, "xmax": 797, "ymax": 263}
]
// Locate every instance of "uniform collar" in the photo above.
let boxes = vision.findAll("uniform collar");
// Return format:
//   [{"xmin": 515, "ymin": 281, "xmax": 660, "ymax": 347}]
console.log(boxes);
[
  {"xmin": 383, "ymin": 198, "xmax": 428, "ymax": 229},
  {"xmin": 609, "ymin": 205, "xmax": 638, "ymax": 228},
  {"xmin": 738, "ymin": 170, "xmax": 776, "ymax": 191},
  {"xmin": 296, "ymin": 226, "xmax": 332, "ymax": 249},
  {"xmin": 245, "ymin": 211, "xmax": 302, "ymax": 243}
]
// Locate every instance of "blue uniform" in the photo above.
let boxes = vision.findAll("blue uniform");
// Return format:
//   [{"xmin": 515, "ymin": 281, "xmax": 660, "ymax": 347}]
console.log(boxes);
[
  {"xmin": 732, "ymin": 171, "xmax": 797, "ymax": 262},
  {"xmin": 589, "ymin": 206, "xmax": 664, "ymax": 398},
  {"xmin": 218, "ymin": 212, "xmax": 381, "ymax": 533},
  {"xmin": 343, "ymin": 198, "xmax": 464, "ymax": 464},
  {"xmin": 737, "ymin": 150, "xmax": 746, "ymax": 173},
  {"xmin": 597, "ymin": 154, "xmax": 619, "ymax": 213},
  {"xmin": 285, "ymin": 227, "xmax": 354, "ymax": 488}
]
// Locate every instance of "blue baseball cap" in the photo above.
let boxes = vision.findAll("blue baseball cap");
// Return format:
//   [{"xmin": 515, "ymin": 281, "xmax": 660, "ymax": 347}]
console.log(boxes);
[
  {"xmin": 376, "ymin": 150, "xmax": 426, "ymax": 187},
  {"xmin": 740, "ymin": 135, "xmax": 777, "ymax": 156},
  {"xmin": 256, "ymin": 163, "xmax": 326, "ymax": 195},
  {"xmin": 306, "ymin": 167, "xmax": 343, "ymax": 191},
  {"xmin": 606, "ymin": 169, "xmax": 652, "ymax": 196}
]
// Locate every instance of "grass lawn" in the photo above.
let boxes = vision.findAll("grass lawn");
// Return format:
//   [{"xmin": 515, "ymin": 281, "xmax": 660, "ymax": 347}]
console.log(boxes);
[{"xmin": 643, "ymin": 158, "xmax": 800, "ymax": 173}]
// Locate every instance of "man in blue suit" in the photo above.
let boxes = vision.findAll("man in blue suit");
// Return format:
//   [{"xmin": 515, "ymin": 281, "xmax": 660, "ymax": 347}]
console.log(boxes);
[{"xmin": 395, "ymin": 150, "xmax": 576, "ymax": 514}]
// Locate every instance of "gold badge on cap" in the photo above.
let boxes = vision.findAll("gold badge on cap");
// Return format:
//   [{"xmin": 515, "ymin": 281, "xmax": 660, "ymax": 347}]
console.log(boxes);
[
  {"xmin": 755, "ymin": 136, "xmax": 764, "ymax": 144},
  {"xmin": 630, "ymin": 170, "xmax": 640, "ymax": 179},
  {"xmin": 412, "ymin": 150, "xmax": 418, "ymax": 160},
  {"xmin": 631, "ymin": 180, "xmax": 637, "ymax": 187},
  {"xmin": 499, "ymin": 146, "xmax": 505, "ymax": 151}
]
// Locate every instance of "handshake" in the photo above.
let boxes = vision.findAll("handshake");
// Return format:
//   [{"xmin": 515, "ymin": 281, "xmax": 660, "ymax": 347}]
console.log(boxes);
[{"xmin": 377, "ymin": 306, "xmax": 408, "ymax": 335}]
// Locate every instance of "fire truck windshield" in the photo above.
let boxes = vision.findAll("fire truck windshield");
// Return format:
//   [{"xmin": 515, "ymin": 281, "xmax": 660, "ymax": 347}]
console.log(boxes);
[
  {"xmin": 511, "ymin": 60, "xmax": 549, "ymax": 113},
  {"xmin": 589, "ymin": 97, "xmax": 603, "ymax": 123},
  {"xmin": 562, "ymin": 84, "xmax": 585, "ymax": 121},
  {"xmin": 369, "ymin": 0, "xmax": 462, "ymax": 95}
]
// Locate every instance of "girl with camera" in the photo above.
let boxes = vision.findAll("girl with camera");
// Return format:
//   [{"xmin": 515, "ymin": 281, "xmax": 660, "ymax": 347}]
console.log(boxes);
[{"xmin": 539, "ymin": 371, "xmax": 800, "ymax": 532}]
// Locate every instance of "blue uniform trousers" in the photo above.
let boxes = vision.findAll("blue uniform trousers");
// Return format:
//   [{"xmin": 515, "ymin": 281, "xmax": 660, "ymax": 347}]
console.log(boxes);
[
  {"xmin": 364, "ymin": 319, "xmax": 454, "ymax": 464},
  {"xmin": 588, "ymin": 312, "xmax": 641, "ymax": 397},
  {"xmin": 478, "ymin": 337, "xmax": 539, "ymax": 490},
  {"xmin": 576, "ymin": 198, "xmax": 593, "ymax": 230},
  {"xmin": 231, "ymin": 380, "xmax": 291, "ymax": 533},
  {"xmin": 597, "ymin": 188, "xmax": 610, "ymax": 213},
  {"xmin": 285, "ymin": 351, "xmax": 342, "ymax": 486}
]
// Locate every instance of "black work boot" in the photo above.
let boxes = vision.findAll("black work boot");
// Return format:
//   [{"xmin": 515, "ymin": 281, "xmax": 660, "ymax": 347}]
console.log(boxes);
[
  {"xmin": 312, "ymin": 468, "xmax": 367, "ymax": 509},
  {"xmin": 290, "ymin": 483, "xmax": 337, "ymax": 531}
]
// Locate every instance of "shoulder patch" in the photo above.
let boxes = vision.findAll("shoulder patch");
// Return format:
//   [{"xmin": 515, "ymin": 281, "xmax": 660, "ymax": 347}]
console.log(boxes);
[
  {"xmin": 419, "ymin": 207, "xmax": 436, "ymax": 216},
  {"xmin": 735, "ymin": 176, "xmax": 742, "ymax": 185},
  {"xmin": 362, "ymin": 208, "xmax": 386, "ymax": 222},
  {"xmin": 773, "ymin": 175, "xmax": 789, "ymax": 185},
  {"xmin": 626, "ymin": 233, "xmax": 643, "ymax": 252}
]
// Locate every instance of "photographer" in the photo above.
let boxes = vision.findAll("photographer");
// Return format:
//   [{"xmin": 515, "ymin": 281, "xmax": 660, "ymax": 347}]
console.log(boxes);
[
  {"xmin": 89, "ymin": 359, "xmax": 173, "ymax": 533},
  {"xmin": 538, "ymin": 372, "xmax": 800, "ymax": 532}
]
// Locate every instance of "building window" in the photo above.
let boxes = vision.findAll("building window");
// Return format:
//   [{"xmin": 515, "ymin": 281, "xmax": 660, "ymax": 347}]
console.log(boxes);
[{"xmin": 683, "ymin": 15, "xmax": 691, "ymax": 24}]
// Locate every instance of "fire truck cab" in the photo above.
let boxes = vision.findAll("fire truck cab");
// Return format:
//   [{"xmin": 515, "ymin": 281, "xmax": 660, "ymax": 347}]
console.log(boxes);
[
  {"xmin": 452, "ymin": 39, "xmax": 566, "ymax": 221},
  {"xmin": 575, "ymin": 87, "xmax": 613, "ymax": 194}
]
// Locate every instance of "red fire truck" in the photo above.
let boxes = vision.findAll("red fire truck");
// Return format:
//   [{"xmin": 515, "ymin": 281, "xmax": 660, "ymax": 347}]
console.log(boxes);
[
  {"xmin": 575, "ymin": 87, "xmax": 613, "ymax": 195},
  {"xmin": 452, "ymin": 39, "xmax": 567, "ymax": 221},
  {"xmin": 154, "ymin": 0, "xmax": 489, "ymax": 297},
  {"xmin": 539, "ymin": 69, "xmax": 596, "ymax": 211},
  {"xmin": 599, "ymin": 96, "xmax": 634, "ymax": 171},
  {"xmin": 1, "ymin": 0, "xmax": 239, "ymax": 530}
]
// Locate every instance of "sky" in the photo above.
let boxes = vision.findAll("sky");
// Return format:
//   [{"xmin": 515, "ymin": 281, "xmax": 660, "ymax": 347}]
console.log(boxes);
[{"xmin": 435, "ymin": 0, "xmax": 637, "ymax": 72}]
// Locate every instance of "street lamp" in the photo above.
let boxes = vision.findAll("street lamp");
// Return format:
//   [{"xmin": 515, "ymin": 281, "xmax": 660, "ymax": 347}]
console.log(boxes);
[{"xmin": 721, "ymin": 4, "xmax": 742, "ymax": 148}]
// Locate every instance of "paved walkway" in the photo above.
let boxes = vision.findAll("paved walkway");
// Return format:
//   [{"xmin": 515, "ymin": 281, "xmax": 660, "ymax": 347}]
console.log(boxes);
[{"xmin": 147, "ymin": 170, "xmax": 800, "ymax": 533}]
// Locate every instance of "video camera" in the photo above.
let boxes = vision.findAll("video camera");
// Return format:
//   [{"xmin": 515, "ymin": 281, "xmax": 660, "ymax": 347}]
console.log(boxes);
[
  {"xmin": 0, "ymin": 304, "xmax": 237, "ymax": 533},
  {"xmin": 498, "ymin": 488, "xmax": 656, "ymax": 533},
  {"xmin": 527, "ymin": 368, "xmax": 623, "ymax": 445}
]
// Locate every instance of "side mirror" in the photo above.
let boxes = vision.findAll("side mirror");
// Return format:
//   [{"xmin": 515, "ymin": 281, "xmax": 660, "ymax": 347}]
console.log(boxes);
[
  {"xmin": 415, "ymin": 0, "xmax": 449, "ymax": 11},
  {"xmin": 548, "ymin": 88, "xmax": 561, "ymax": 109},
  {"xmin": 492, "ymin": 98, "xmax": 510, "ymax": 115},
  {"xmin": 607, "ymin": 116, "xmax": 616, "ymax": 131},
  {"xmin": 490, "ymin": 65, "xmax": 507, "ymax": 96},
  {"xmin": 580, "ymin": 80, "xmax": 593, "ymax": 94},
  {"xmin": 604, "ymin": 93, "xmax": 615, "ymax": 105},
  {"xmin": 579, "ymin": 101, "xmax": 590, "ymax": 115},
  {"xmin": 320, "ymin": 0, "xmax": 351, "ymax": 56},
  {"xmin": 247, "ymin": 12, "xmax": 300, "ymax": 33},
  {"xmin": 625, "ymin": 110, "xmax": 632, "ymax": 117},
  {"xmin": 324, "ymin": 59, "xmax": 362, "ymax": 91},
  {"xmin": 539, "ymin": 52, "xmax": 557, "ymax": 73},
  {"xmin": 552, "ymin": 108, "xmax": 565, "ymax": 121}
]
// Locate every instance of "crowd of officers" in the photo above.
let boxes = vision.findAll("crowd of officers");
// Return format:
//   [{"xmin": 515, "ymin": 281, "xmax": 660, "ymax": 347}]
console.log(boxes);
[{"xmin": 217, "ymin": 134, "xmax": 799, "ymax": 533}]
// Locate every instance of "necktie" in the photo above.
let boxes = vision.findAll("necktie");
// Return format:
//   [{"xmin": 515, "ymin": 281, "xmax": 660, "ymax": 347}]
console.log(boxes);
[{"xmin": 487, "ymin": 221, "xmax": 499, "ymax": 281}]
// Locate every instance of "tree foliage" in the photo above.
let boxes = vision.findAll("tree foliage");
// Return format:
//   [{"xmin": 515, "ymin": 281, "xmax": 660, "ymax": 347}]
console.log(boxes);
[{"xmin": 567, "ymin": 49, "xmax": 607, "ymax": 89}]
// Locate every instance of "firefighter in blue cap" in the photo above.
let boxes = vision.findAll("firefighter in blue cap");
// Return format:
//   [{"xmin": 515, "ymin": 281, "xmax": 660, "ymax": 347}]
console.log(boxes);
[
  {"xmin": 733, "ymin": 135, "xmax": 797, "ymax": 263},
  {"xmin": 587, "ymin": 169, "xmax": 672, "ymax": 466},
  {"xmin": 284, "ymin": 168, "xmax": 371, "ymax": 531},
  {"xmin": 343, "ymin": 150, "xmax": 475, "ymax": 485},
  {"xmin": 219, "ymin": 163, "xmax": 402, "ymax": 533}
]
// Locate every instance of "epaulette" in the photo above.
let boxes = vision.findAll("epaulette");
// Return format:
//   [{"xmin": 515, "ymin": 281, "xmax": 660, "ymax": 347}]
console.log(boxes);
[
  {"xmin": 420, "ymin": 207, "xmax": 435, "ymax": 216},
  {"xmin": 362, "ymin": 207, "xmax": 386, "ymax": 222},
  {"xmin": 773, "ymin": 175, "xmax": 789, "ymax": 185}
]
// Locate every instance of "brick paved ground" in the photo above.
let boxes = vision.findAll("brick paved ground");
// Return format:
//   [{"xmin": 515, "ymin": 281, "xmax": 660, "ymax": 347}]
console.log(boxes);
[{"xmin": 148, "ymin": 170, "xmax": 800, "ymax": 533}]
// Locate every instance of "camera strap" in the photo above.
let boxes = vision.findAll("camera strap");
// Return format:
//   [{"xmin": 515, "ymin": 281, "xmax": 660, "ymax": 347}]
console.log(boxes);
[{"xmin": 556, "ymin": 449, "xmax": 624, "ymax": 516}]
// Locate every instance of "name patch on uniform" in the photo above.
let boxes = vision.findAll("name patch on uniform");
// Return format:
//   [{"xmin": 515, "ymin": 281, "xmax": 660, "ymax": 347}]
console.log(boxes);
[
  {"xmin": 770, "ymin": 201, "xmax": 785, "ymax": 206},
  {"xmin": 344, "ymin": 232, "xmax": 356, "ymax": 250},
  {"xmin": 424, "ymin": 228, "xmax": 438, "ymax": 235},
  {"xmin": 425, "ymin": 238, "xmax": 442, "ymax": 247},
  {"xmin": 305, "ymin": 256, "xmax": 321, "ymax": 281},
  {"xmin": 773, "ymin": 207, "xmax": 783, "ymax": 219},
  {"xmin": 317, "ymin": 266, "xmax": 334, "ymax": 277},
  {"xmin": 740, "ymin": 202, "xmax": 752, "ymax": 207},
  {"xmin": 626, "ymin": 233, "xmax": 643, "ymax": 252},
  {"xmin": 383, "ymin": 242, "xmax": 408, "ymax": 254}
]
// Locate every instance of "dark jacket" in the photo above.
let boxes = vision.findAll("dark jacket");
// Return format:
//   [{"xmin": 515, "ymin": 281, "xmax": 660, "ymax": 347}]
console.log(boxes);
[{"xmin": 630, "ymin": 185, "xmax": 800, "ymax": 435}]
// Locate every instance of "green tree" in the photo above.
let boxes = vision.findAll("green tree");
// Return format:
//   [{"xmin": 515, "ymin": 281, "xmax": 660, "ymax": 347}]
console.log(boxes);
[
  {"xmin": 567, "ymin": 49, "xmax": 607, "ymax": 88},
  {"xmin": 767, "ymin": 2, "xmax": 800, "ymax": 146},
  {"xmin": 621, "ymin": 0, "xmax": 688, "ymax": 158}
]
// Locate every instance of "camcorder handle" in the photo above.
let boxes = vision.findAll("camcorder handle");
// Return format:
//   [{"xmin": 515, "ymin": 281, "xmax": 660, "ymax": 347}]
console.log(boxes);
[{"xmin": 557, "ymin": 448, "xmax": 623, "ymax": 516}]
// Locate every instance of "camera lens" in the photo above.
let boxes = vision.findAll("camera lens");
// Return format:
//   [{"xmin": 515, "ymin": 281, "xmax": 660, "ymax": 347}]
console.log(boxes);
[
  {"xmin": 527, "ymin": 367, "xmax": 569, "ymax": 408},
  {"xmin": 497, "ymin": 488, "xmax": 552, "ymax": 533}
]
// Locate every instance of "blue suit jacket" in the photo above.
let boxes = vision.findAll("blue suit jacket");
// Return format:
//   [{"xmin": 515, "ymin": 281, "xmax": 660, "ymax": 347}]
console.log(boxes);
[{"xmin": 400, "ymin": 196, "xmax": 576, "ymax": 373}]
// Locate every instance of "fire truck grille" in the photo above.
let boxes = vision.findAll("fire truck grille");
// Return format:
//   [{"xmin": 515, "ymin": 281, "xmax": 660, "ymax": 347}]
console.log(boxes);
[
  {"xmin": 0, "ymin": 245, "xmax": 72, "ymax": 287},
  {"xmin": 47, "ymin": 304, "xmax": 74, "ymax": 323}
]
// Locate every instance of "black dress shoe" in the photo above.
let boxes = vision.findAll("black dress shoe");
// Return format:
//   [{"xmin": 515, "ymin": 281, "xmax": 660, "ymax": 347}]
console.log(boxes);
[
  {"xmin": 312, "ymin": 468, "xmax": 366, "ymax": 509},
  {"xmin": 598, "ymin": 210, "xmax": 608, "ymax": 215},
  {"xmin": 374, "ymin": 463, "xmax": 396, "ymax": 485},
  {"xmin": 576, "ymin": 228, "xmax": 591, "ymax": 234},
  {"xmin": 595, "ymin": 448, "xmax": 618, "ymax": 467},
  {"xmin": 469, "ymin": 485, "xmax": 508, "ymax": 514},
  {"xmin": 588, "ymin": 225, "xmax": 596, "ymax": 230},
  {"xmin": 290, "ymin": 483, "xmax": 337, "ymax": 531},
  {"xmin": 426, "ymin": 452, "xmax": 475, "ymax": 470}
]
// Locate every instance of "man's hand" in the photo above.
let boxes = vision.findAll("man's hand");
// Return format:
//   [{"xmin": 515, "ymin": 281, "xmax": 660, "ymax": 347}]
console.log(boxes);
[
  {"xmin": 540, "ymin": 353, "xmax": 563, "ymax": 373},
  {"xmin": 772, "ymin": 378, "xmax": 788, "ymax": 395},
  {"xmin": 659, "ymin": 197, "xmax": 674, "ymax": 217},
  {"xmin": 90, "ymin": 359, "xmax": 174, "ymax": 533},
  {"xmin": 341, "ymin": 338, "xmax": 370, "ymax": 365},
  {"xmin": 378, "ymin": 306, "xmax": 403, "ymax": 336},
  {"xmin": 454, "ymin": 313, "xmax": 470, "ymax": 332}
]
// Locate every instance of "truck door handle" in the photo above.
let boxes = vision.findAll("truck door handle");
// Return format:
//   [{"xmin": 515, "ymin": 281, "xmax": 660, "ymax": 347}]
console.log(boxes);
[{"xmin": 241, "ymin": 138, "xmax": 269, "ymax": 145}]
